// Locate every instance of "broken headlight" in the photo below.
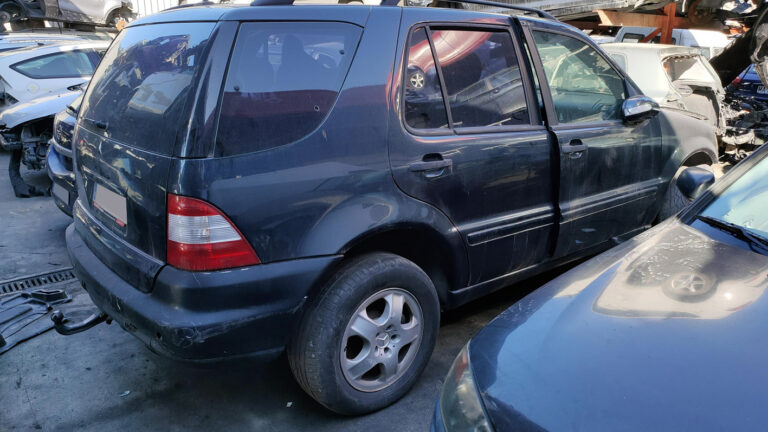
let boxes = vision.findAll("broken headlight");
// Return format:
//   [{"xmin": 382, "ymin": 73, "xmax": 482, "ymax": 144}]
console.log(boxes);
[{"xmin": 439, "ymin": 343, "xmax": 493, "ymax": 432}]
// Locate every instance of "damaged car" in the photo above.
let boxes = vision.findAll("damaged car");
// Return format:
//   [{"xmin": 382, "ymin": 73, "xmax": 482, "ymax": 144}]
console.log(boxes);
[
  {"xmin": 0, "ymin": 87, "xmax": 83, "ymax": 197},
  {"xmin": 0, "ymin": 0, "xmax": 135, "ymax": 27},
  {"xmin": 55, "ymin": 2, "xmax": 718, "ymax": 416},
  {"xmin": 603, "ymin": 43, "xmax": 727, "ymax": 141},
  {"xmin": 47, "ymin": 94, "xmax": 80, "ymax": 215},
  {"xmin": 0, "ymin": 40, "xmax": 107, "ymax": 110}
]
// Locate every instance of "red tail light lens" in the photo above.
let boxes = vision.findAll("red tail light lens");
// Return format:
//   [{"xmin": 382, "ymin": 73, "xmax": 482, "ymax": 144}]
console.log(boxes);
[
  {"xmin": 731, "ymin": 77, "xmax": 742, "ymax": 87},
  {"xmin": 167, "ymin": 194, "xmax": 260, "ymax": 271}
]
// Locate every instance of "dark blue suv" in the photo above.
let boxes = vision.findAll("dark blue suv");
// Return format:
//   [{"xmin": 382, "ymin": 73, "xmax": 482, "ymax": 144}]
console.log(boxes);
[{"xmin": 63, "ymin": 0, "xmax": 718, "ymax": 415}]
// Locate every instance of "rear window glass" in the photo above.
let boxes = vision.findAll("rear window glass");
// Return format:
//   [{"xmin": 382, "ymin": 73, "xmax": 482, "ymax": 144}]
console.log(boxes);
[
  {"xmin": 12, "ymin": 50, "xmax": 95, "ymax": 78},
  {"xmin": 216, "ymin": 22, "xmax": 361, "ymax": 157},
  {"xmin": 80, "ymin": 22, "xmax": 215, "ymax": 155},
  {"xmin": 663, "ymin": 55, "xmax": 717, "ymax": 84}
]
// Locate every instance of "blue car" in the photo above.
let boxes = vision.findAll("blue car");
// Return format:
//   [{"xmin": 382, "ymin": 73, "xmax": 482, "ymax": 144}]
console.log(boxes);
[
  {"xmin": 728, "ymin": 64, "xmax": 768, "ymax": 101},
  {"xmin": 434, "ymin": 143, "xmax": 768, "ymax": 431}
]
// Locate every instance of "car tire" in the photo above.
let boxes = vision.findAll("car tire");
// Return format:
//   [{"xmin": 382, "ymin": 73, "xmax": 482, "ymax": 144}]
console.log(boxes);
[{"xmin": 288, "ymin": 252, "xmax": 440, "ymax": 415}]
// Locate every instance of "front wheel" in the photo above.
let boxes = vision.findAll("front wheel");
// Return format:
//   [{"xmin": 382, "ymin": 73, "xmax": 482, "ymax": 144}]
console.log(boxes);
[{"xmin": 288, "ymin": 252, "xmax": 440, "ymax": 415}]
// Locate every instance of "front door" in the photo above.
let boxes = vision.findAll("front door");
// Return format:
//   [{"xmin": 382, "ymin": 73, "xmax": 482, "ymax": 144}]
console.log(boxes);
[
  {"xmin": 389, "ymin": 13, "xmax": 556, "ymax": 285},
  {"xmin": 525, "ymin": 26, "xmax": 663, "ymax": 257}
]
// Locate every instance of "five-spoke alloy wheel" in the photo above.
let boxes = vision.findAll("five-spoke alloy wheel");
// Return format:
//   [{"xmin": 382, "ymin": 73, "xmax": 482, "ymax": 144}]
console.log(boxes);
[{"xmin": 288, "ymin": 253, "xmax": 439, "ymax": 415}]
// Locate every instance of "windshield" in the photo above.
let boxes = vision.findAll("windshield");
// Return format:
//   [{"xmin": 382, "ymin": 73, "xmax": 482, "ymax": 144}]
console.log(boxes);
[{"xmin": 699, "ymin": 154, "xmax": 768, "ymax": 239}]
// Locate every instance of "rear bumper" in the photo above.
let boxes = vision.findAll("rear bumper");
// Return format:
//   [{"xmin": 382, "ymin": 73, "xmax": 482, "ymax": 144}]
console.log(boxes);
[
  {"xmin": 66, "ymin": 222, "xmax": 342, "ymax": 361},
  {"xmin": 46, "ymin": 140, "xmax": 76, "ymax": 216}
]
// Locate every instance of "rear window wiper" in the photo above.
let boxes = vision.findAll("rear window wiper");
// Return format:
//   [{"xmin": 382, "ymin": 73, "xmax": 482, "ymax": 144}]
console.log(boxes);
[{"xmin": 696, "ymin": 215, "xmax": 768, "ymax": 253}]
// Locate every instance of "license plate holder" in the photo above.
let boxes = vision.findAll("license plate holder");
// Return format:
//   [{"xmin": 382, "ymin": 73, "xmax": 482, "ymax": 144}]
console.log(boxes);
[
  {"xmin": 758, "ymin": 85, "xmax": 768, "ymax": 94},
  {"xmin": 93, "ymin": 183, "xmax": 127, "ymax": 227}
]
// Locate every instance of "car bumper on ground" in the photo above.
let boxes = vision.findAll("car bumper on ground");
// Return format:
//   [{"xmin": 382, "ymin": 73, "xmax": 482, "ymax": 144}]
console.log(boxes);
[
  {"xmin": 46, "ymin": 139, "xmax": 76, "ymax": 216},
  {"xmin": 66, "ymin": 218, "xmax": 342, "ymax": 362}
]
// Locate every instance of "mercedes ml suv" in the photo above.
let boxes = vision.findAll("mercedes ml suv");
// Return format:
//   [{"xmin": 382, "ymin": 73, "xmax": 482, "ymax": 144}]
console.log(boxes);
[{"xmin": 62, "ymin": 1, "xmax": 718, "ymax": 415}]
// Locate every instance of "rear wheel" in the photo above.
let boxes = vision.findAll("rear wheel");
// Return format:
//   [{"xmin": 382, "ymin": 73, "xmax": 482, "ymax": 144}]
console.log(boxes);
[{"xmin": 288, "ymin": 252, "xmax": 439, "ymax": 415}]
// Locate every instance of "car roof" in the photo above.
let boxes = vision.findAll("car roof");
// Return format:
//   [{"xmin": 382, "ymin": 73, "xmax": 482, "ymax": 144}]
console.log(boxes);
[
  {"xmin": 602, "ymin": 42, "xmax": 703, "ymax": 56},
  {"xmin": 128, "ymin": 3, "xmax": 563, "ymax": 29}
]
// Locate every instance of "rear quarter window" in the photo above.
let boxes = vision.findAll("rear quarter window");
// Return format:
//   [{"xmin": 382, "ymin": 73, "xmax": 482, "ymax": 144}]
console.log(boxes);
[
  {"xmin": 12, "ymin": 50, "xmax": 95, "ymax": 78},
  {"xmin": 79, "ymin": 22, "xmax": 216, "ymax": 155},
  {"xmin": 215, "ymin": 22, "xmax": 362, "ymax": 157}
]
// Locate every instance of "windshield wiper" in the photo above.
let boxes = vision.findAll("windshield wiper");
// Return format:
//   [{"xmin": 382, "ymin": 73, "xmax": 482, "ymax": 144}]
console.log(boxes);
[{"xmin": 696, "ymin": 215, "xmax": 768, "ymax": 252}]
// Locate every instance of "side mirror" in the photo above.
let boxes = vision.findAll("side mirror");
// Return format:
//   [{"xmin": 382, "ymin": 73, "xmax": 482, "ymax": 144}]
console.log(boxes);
[
  {"xmin": 622, "ymin": 96, "xmax": 659, "ymax": 124},
  {"xmin": 676, "ymin": 166, "xmax": 715, "ymax": 201}
]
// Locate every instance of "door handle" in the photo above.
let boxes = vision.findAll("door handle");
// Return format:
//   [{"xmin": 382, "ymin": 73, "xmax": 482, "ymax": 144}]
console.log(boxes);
[
  {"xmin": 408, "ymin": 155, "xmax": 453, "ymax": 178},
  {"xmin": 562, "ymin": 139, "xmax": 587, "ymax": 155}
]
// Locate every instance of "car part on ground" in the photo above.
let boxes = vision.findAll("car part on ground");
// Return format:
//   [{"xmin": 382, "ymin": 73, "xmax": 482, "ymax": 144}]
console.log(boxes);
[
  {"xmin": 0, "ymin": 287, "xmax": 71, "ymax": 354},
  {"xmin": 434, "ymin": 143, "xmax": 768, "ymax": 431},
  {"xmin": 58, "ymin": 1, "xmax": 718, "ymax": 415},
  {"xmin": 0, "ymin": 0, "xmax": 135, "ymax": 27},
  {"xmin": 0, "ymin": 88, "xmax": 83, "ymax": 197}
]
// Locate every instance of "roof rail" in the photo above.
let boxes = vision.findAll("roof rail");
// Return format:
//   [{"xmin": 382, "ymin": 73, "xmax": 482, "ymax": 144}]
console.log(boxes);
[
  {"xmin": 437, "ymin": 0, "xmax": 555, "ymax": 20},
  {"xmin": 250, "ymin": 0, "xmax": 294, "ymax": 5}
]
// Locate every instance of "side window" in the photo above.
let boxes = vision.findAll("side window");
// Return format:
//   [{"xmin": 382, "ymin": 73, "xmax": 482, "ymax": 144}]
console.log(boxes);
[
  {"xmin": 532, "ymin": 31, "xmax": 626, "ymax": 124},
  {"xmin": 404, "ymin": 27, "xmax": 449, "ymax": 130},
  {"xmin": 404, "ymin": 27, "xmax": 530, "ymax": 131},
  {"xmin": 12, "ymin": 51, "xmax": 94, "ymax": 78},
  {"xmin": 216, "ymin": 22, "xmax": 362, "ymax": 156},
  {"xmin": 431, "ymin": 29, "xmax": 529, "ymax": 128}
]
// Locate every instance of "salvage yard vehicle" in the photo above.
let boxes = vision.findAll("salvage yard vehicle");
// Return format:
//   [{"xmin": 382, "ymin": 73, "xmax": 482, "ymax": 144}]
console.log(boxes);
[
  {"xmin": 47, "ymin": 95, "xmax": 80, "ymax": 215},
  {"xmin": 612, "ymin": 26, "xmax": 730, "ymax": 59},
  {"xmin": 0, "ymin": 40, "xmax": 106, "ymax": 197},
  {"xmin": 0, "ymin": 40, "xmax": 108, "ymax": 109},
  {"xmin": 0, "ymin": 0, "xmax": 135, "ymax": 26},
  {"xmin": 602, "ymin": 43, "xmax": 726, "ymax": 139},
  {"xmin": 56, "ymin": 0, "xmax": 718, "ymax": 415},
  {"xmin": 433, "ymin": 143, "xmax": 768, "ymax": 432},
  {"xmin": 728, "ymin": 63, "xmax": 768, "ymax": 102}
]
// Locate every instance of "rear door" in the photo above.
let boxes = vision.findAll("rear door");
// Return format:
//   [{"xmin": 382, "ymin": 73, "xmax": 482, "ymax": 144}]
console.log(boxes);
[
  {"xmin": 73, "ymin": 22, "xmax": 218, "ymax": 290},
  {"xmin": 389, "ymin": 11, "xmax": 556, "ymax": 284},
  {"xmin": 523, "ymin": 24, "xmax": 663, "ymax": 257}
]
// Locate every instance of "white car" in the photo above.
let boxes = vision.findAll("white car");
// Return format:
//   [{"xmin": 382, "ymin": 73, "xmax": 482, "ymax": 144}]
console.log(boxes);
[
  {"xmin": 612, "ymin": 26, "xmax": 730, "ymax": 59},
  {"xmin": 0, "ymin": 40, "xmax": 109, "ymax": 110},
  {"xmin": 602, "ymin": 43, "xmax": 726, "ymax": 137}
]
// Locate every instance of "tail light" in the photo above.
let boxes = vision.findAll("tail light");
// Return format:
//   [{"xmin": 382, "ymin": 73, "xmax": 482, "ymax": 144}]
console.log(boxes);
[
  {"xmin": 167, "ymin": 194, "xmax": 260, "ymax": 271},
  {"xmin": 730, "ymin": 76, "xmax": 742, "ymax": 88}
]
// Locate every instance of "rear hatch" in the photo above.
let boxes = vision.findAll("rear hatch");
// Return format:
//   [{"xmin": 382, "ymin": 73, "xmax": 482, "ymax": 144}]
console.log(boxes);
[{"xmin": 74, "ymin": 22, "xmax": 216, "ymax": 291}]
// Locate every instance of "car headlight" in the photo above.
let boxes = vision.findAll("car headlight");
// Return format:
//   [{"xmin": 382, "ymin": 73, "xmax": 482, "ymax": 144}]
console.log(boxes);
[{"xmin": 439, "ymin": 343, "xmax": 493, "ymax": 432}]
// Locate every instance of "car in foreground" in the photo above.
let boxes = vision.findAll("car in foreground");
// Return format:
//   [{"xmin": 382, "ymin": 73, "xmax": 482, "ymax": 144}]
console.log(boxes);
[
  {"xmin": 57, "ymin": 1, "xmax": 717, "ymax": 415},
  {"xmin": 47, "ymin": 95, "xmax": 81, "ymax": 214},
  {"xmin": 433, "ymin": 144, "xmax": 768, "ymax": 431},
  {"xmin": 0, "ymin": 40, "xmax": 108, "ymax": 110},
  {"xmin": 602, "ymin": 43, "xmax": 726, "ymax": 139}
]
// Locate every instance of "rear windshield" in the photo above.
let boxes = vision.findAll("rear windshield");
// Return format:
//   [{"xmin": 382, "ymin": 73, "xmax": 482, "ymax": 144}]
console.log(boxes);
[
  {"xmin": 79, "ymin": 22, "xmax": 215, "ymax": 155},
  {"xmin": 663, "ymin": 55, "xmax": 717, "ymax": 84},
  {"xmin": 215, "ymin": 22, "xmax": 362, "ymax": 157}
]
